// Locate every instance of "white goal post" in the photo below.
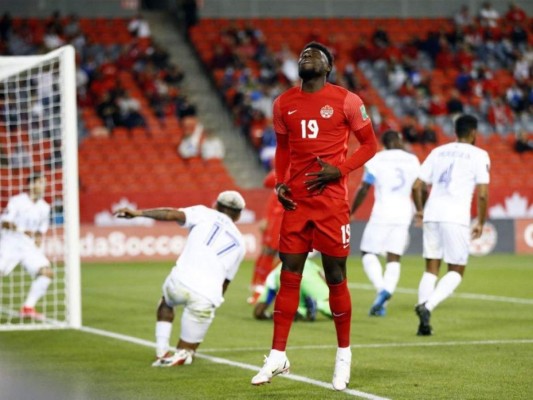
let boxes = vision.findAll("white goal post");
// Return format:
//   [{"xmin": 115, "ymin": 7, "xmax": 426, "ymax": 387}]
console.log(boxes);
[{"xmin": 0, "ymin": 45, "xmax": 81, "ymax": 330}]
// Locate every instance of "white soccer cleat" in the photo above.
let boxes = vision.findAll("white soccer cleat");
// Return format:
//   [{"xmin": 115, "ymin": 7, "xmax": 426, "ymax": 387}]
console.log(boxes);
[
  {"xmin": 251, "ymin": 355, "xmax": 290, "ymax": 385},
  {"xmin": 152, "ymin": 349, "xmax": 194, "ymax": 367},
  {"xmin": 332, "ymin": 352, "xmax": 351, "ymax": 391}
]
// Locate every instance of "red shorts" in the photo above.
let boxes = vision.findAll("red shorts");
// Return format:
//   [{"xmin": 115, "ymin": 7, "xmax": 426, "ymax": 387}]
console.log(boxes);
[{"xmin": 279, "ymin": 196, "xmax": 351, "ymax": 257}]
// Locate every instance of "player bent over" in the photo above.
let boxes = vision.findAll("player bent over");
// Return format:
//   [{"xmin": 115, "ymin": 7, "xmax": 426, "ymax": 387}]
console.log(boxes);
[
  {"xmin": 115, "ymin": 191, "xmax": 246, "ymax": 366},
  {"xmin": 0, "ymin": 174, "xmax": 53, "ymax": 320}
]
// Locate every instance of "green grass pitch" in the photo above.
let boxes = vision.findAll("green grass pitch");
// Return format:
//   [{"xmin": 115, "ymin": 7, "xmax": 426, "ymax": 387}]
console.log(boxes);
[{"xmin": 1, "ymin": 254, "xmax": 532, "ymax": 399}]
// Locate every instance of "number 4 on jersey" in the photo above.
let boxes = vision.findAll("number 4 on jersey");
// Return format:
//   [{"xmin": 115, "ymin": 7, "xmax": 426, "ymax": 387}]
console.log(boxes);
[{"xmin": 438, "ymin": 163, "xmax": 454, "ymax": 187}]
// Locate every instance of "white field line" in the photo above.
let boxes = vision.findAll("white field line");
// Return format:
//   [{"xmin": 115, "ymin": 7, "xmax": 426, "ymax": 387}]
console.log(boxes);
[
  {"xmin": 79, "ymin": 325, "xmax": 391, "ymax": 400},
  {"xmin": 348, "ymin": 283, "xmax": 533, "ymax": 305},
  {"xmin": 200, "ymin": 339, "xmax": 533, "ymax": 354}
]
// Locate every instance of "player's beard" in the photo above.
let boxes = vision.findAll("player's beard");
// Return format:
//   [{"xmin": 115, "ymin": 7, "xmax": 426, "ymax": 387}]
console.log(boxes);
[{"xmin": 298, "ymin": 66, "xmax": 322, "ymax": 81}]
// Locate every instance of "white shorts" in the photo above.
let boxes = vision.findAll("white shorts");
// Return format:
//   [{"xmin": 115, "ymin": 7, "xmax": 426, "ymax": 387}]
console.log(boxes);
[
  {"xmin": 360, "ymin": 222, "xmax": 410, "ymax": 256},
  {"xmin": 423, "ymin": 222, "xmax": 470, "ymax": 265},
  {"xmin": 0, "ymin": 233, "xmax": 50, "ymax": 278},
  {"xmin": 162, "ymin": 274, "xmax": 217, "ymax": 343}
]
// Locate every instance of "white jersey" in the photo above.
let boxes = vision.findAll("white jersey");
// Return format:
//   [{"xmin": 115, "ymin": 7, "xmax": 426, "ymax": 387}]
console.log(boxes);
[
  {"xmin": 364, "ymin": 149, "xmax": 420, "ymax": 225},
  {"xmin": 1, "ymin": 193, "xmax": 50, "ymax": 238},
  {"xmin": 170, "ymin": 205, "xmax": 245, "ymax": 307},
  {"xmin": 419, "ymin": 142, "xmax": 490, "ymax": 226}
]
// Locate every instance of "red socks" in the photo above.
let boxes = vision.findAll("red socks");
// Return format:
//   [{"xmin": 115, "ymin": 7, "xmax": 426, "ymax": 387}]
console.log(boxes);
[
  {"xmin": 328, "ymin": 279, "xmax": 352, "ymax": 348},
  {"xmin": 272, "ymin": 270, "xmax": 302, "ymax": 351},
  {"xmin": 251, "ymin": 253, "xmax": 276, "ymax": 287}
]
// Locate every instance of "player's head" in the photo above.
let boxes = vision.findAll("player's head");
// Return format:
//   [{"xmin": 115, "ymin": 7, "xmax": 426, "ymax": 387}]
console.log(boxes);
[
  {"xmin": 381, "ymin": 130, "xmax": 403, "ymax": 150},
  {"xmin": 454, "ymin": 114, "xmax": 478, "ymax": 144},
  {"xmin": 27, "ymin": 173, "xmax": 46, "ymax": 199},
  {"xmin": 298, "ymin": 42, "xmax": 333, "ymax": 80},
  {"xmin": 215, "ymin": 190, "xmax": 246, "ymax": 222}
]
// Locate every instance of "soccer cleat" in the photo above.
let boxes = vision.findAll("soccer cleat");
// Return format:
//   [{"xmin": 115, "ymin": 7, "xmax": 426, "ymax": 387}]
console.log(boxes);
[
  {"xmin": 332, "ymin": 352, "xmax": 351, "ymax": 391},
  {"xmin": 19, "ymin": 306, "xmax": 44, "ymax": 320},
  {"xmin": 415, "ymin": 303, "xmax": 432, "ymax": 336},
  {"xmin": 251, "ymin": 355, "xmax": 290, "ymax": 385},
  {"xmin": 368, "ymin": 290, "xmax": 391, "ymax": 317},
  {"xmin": 151, "ymin": 351, "xmax": 172, "ymax": 367},
  {"xmin": 152, "ymin": 349, "xmax": 194, "ymax": 367}
]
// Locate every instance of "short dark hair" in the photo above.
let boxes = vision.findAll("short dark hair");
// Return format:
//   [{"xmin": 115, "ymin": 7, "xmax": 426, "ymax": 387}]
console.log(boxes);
[
  {"xmin": 27, "ymin": 173, "xmax": 43, "ymax": 184},
  {"xmin": 302, "ymin": 42, "xmax": 333, "ymax": 68},
  {"xmin": 455, "ymin": 114, "xmax": 478, "ymax": 138},
  {"xmin": 381, "ymin": 130, "xmax": 401, "ymax": 148}
]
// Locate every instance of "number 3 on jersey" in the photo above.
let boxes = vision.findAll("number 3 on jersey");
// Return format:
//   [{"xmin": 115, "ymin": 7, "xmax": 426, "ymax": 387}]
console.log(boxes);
[{"xmin": 301, "ymin": 119, "xmax": 319, "ymax": 139}]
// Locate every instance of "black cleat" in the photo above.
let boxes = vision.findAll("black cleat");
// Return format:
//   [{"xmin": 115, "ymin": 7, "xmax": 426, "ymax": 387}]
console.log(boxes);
[{"xmin": 415, "ymin": 303, "xmax": 432, "ymax": 336}]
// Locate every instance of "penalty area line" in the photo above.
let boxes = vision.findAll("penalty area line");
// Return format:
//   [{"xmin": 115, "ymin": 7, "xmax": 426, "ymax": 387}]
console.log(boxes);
[{"xmin": 79, "ymin": 325, "xmax": 390, "ymax": 400}]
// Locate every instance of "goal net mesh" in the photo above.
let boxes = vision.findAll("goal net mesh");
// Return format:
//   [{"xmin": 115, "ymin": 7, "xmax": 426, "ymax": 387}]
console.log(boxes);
[{"xmin": 0, "ymin": 46, "xmax": 80, "ymax": 330}]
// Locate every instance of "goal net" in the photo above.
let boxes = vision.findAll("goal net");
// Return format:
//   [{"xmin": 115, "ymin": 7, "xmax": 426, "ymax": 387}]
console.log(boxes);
[{"xmin": 0, "ymin": 45, "xmax": 81, "ymax": 330}]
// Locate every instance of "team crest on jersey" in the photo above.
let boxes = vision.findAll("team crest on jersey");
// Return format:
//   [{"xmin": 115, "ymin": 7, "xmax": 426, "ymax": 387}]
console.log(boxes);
[
  {"xmin": 360, "ymin": 105, "xmax": 369, "ymax": 120},
  {"xmin": 320, "ymin": 105, "xmax": 334, "ymax": 119}
]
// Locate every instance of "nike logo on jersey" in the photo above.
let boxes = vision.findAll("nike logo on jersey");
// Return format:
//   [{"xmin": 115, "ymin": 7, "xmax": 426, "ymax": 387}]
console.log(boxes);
[
  {"xmin": 343, "ymin": 243, "xmax": 350, "ymax": 249},
  {"xmin": 288, "ymin": 110, "xmax": 297, "ymax": 115}
]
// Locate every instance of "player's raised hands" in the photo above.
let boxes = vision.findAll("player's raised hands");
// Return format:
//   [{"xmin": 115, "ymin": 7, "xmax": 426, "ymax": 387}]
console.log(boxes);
[
  {"xmin": 114, "ymin": 208, "xmax": 141, "ymax": 219},
  {"xmin": 304, "ymin": 157, "xmax": 341, "ymax": 194},
  {"xmin": 276, "ymin": 183, "xmax": 297, "ymax": 211}
]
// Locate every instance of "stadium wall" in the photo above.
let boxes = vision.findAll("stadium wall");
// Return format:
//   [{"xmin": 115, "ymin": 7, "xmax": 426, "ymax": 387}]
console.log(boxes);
[
  {"xmin": 199, "ymin": 0, "xmax": 533, "ymax": 18},
  {"xmin": 0, "ymin": 0, "xmax": 138, "ymax": 17},
  {"xmin": 44, "ymin": 219, "xmax": 532, "ymax": 263}
]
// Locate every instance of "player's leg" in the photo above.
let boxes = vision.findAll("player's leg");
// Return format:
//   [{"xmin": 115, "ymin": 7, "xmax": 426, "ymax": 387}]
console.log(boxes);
[
  {"xmin": 248, "ymin": 245, "xmax": 278, "ymax": 304},
  {"xmin": 424, "ymin": 222, "xmax": 469, "ymax": 314},
  {"xmin": 416, "ymin": 222, "xmax": 447, "ymax": 335},
  {"xmin": 252, "ymin": 207, "xmax": 310, "ymax": 385},
  {"xmin": 20, "ymin": 246, "xmax": 53, "ymax": 319},
  {"xmin": 360, "ymin": 223, "xmax": 384, "ymax": 292}
]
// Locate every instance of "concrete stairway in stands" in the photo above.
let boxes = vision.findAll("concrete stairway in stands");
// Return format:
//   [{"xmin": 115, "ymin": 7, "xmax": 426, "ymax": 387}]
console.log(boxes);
[{"xmin": 143, "ymin": 11, "xmax": 266, "ymax": 189}]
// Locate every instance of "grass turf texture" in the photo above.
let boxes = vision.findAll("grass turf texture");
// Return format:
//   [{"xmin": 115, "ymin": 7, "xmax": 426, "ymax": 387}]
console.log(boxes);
[{"xmin": 0, "ymin": 254, "xmax": 532, "ymax": 399}]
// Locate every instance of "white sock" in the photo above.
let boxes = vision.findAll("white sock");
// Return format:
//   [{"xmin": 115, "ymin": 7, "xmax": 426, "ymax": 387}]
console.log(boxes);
[
  {"xmin": 418, "ymin": 272, "xmax": 438, "ymax": 305},
  {"xmin": 268, "ymin": 349, "xmax": 287, "ymax": 363},
  {"xmin": 425, "ymin": 271, "xmax": 462, "ymax": 312},
  {"xmin": 24, "ymin": 275, "xmax": 52, "ymax": 308},
  {"xmin": 382, "ymin": 261, "xmax": 400, "ymax": 294},
  {"xmin": 362, "ymin": 253, "xmax": 383, "ymax": 292},
  {"xmin": 336, "ymin": 346, "xmax": 351, "ymax": 360},
  {"xmin": 155, "ymin": 321, "xmax": 172, "ymax": 358}
]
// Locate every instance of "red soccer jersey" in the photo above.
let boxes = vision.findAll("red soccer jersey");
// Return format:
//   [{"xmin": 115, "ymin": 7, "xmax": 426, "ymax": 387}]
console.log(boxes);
[{"xmin": 273, "ymin": 83, "xmax": 376, "ymax": 200}]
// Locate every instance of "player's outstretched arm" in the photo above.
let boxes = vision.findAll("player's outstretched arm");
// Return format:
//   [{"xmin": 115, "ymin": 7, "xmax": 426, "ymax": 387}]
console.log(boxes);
[{"xmin": 114, "ymin": 207, "xmax": 186, "ymax": 224}]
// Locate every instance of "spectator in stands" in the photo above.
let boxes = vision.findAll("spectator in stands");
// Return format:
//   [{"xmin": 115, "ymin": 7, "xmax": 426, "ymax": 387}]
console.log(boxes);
[
  {"xmin": 453, "ymin": 5, "xmax": 474, "ymax": 28},
  {"xmin": 43, "ymin": 25, "xmax": 65, "ymax": 50},
  {"xmin": 420, "ymin": 121, "xmax": 438, "ymax": 144},
  {"xmin": 178, "ymin": 116, "xmax": 203, "ymax": 159},
  {"xmin": 259, "ymin": 122, "xmax": 276, "ymax": 171},
  {"xmin": 401, "ymin": 117, "xmax": 420, "ymax": 144},
  {"xmin": 128, "ymin": 14, "xmax": 151, "ymax": 39},
  {"xmin": 164, "ymin": 64, "xmax": 185, "ymax": 87},
  {"xmin": 504, "ymin": 2, "xmax": 527, "ymax": 25},
  {"xmin": 446, "ymin": 89, "xmax": 465, "ymax": 116},
  {"xmin": 117, "ymin": 91, "xmax": 145, "ymax": 129},
  {"xmin": 479, "ymin": 2, "xmax": 500, "ymax": 28},
  {"xmin": 64, "ymin": 14, "xmax": 81, "ymax": 39},
  {"xmin": 176, "ymin": 94, "xmax": 197, "ymax": 119},
  {"xmin": 47, "ymin": 139, "xmax": 63, "ymax": 169},
  {"xmin": 514, "ymin": 131, "xmax": 533, "ymax": 153},
  {"xmin": 487, "ymin": 96, "xmax": 515, "ymax": 135},
  {"xmin": 96, "ymin": 92, "xmax": 120, "ymax": 131},
  {"xmin": 0, "ymin": 12, "xmax": 12, "ymax": 41},
  {"xmin": 201, "ymin": 130, "xmax": 225, "ymax": 161},
  {"xmin": 182, "ymin": 0, "xmax": 201, "ymax": 37},
  {"xmin": 372, "ymin": 26, "xmax": 390, "ymax": 49}
]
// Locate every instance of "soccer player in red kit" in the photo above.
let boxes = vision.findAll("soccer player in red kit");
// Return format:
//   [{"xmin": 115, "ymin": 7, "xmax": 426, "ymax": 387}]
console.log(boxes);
[
  {"xmin": 251, "ymin": 42, "xmax": 377, "ymax": 391},
  {"xmin": 248, "ymin": 169, "xmax": 284, "ymax": 304}
]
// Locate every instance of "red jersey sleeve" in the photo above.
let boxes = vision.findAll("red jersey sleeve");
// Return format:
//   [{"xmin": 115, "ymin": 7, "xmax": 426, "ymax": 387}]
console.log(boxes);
[
  {"xmin": 338, "ymin": 93, "xmax": 377, "ymax": 176},
  {"xmin": 273, "ymin": 97, "xmax": 290, "ymax": 184},
  {"xmin": 263, "ymin": 170, "xmax": 277, "ymax": 189}
]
